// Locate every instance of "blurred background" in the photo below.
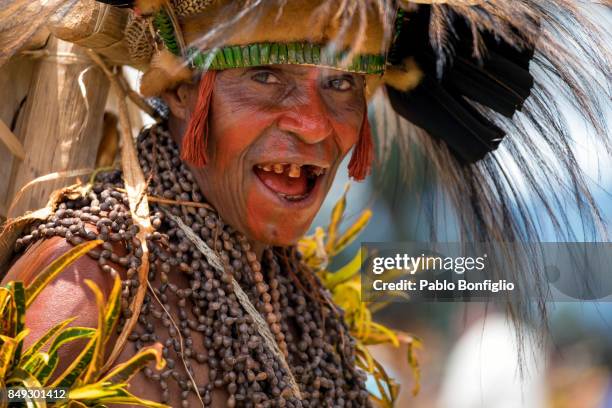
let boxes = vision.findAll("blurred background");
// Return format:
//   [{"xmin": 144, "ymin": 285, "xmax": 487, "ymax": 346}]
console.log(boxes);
[
  {"xmin": 308, "ymin": 105, "xmax": 611, "ymax": 407},
  {"xmin": 308, "ymin": 6, "xmax": 611, "ymax": 406}
]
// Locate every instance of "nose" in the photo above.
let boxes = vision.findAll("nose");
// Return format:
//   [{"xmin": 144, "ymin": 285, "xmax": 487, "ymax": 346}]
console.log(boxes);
[{"xmin": 277, "ymin": 92, "xmax": 333, "ymax": 144}]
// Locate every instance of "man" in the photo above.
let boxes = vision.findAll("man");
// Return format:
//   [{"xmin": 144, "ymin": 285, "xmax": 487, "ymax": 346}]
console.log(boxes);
[
  {"xmin": 5, "ymin": 62, "xmax": 373, "ymax": 407},
  {"xmin": 1, "ymin": 0, "xmax": 609, "ymax": 407}
]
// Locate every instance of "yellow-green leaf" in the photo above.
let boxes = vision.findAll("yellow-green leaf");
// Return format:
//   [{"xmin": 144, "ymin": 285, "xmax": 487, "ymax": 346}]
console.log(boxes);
[
  {"xmin": 13, "ymin": 282, "xmax": 26, "ymax": 336},
  {"xmin": 69, "ymin": 383, "xmax": 169, "ymax": 408},
  {"xmin": 331, "ymin": 209, "xmax": 371, "ymax": 255},
  {"xmin": 50, "ymin": 334, "xmax": 97, "ymax": 388},
  {"xmin": 6, "ymin": 368, "xmax": 45, "ymax": 407},
  {"xmin": 355, "ymin": 343, "xmax": 375, "ymax": 372},
  {"xmin": 326, "ymin": 183, "xmax": 350, "ymax": 252},
  {"xmin": 0, "ymin": 336, "xmax": 17, "ymax": 378},
  {"xmin": 365, "ymin": 322, "xmax": 400, "ymax": 347},
  {"xmin": 102, "ymin": 275, "xmax": 122, "ymax": 349},
  {"xmin": 0, "ymin": 286, "xmax": 17, "ymax": 340},
  {"xmin": 0, "ymin": 378, "xmax": 6, "ymax": 408},
  {"xmin": 36, "ymin": 327, "xmax": 96, "ymax": 384},
  {"xmin": 65, "ymin": 401, "xmax": 88, "ymax": 408},
  {"xmin": 372, "ymin": 358, "xmax": 399, "ymax": 404},
  {"xmin": 1, "ymin": 329, "xmax": 28, "ymax": 376},
  {"xmin": 20, "ymin": 352, "xmax": 50, "ymax": 375},
  {"xmin": 68, "ymin": 382, "xmax": 123, "ymax": 401},
  {"xmin": 82, "ymin": 280, "xmax": 106, "ymax": 384},
  {"xmin": 101, "ymin": 343, "xmax": 165, "ymax": 385},
  {"xmin": 407, "ymin": 337, "xmax": 422, "ymax": 396},
  {"xmin": 325, "ymin": 249, "xmax": 362, "ymax": 289},
  {"xmin": 21, "ymin": 317, "xmax": 75, "ymax": 363},
  {"xmin": 25, "ymin": 240, "xmax": 103, "ymax": 308},
  {"xmin": 0, "ymin": 287, "xmax": 13, "ymax": 328}
]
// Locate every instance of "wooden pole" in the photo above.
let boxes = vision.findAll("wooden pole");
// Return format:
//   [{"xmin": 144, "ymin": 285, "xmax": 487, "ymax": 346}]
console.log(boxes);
[
  {"xmin": 6, "ymin": 36, "xmax": 110, "ymax": 217},
  {"xmin": 0, "ymin": 54, "xmax": 38, "ymax": 219}
]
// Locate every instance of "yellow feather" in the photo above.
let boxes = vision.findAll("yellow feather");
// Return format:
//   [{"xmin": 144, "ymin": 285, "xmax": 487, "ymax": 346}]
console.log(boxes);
[{"xmin": 383, "ymin": 58, "xmax": 424, "ymax": 92}]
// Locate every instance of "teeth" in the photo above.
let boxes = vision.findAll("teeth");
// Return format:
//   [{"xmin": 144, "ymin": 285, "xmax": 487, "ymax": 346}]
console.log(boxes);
[
  {"xmin": 257, "ymin": 163, "xmax": 327, "ymax": 177},
  {"xmin": 288, "ymin": 164, "xmax": 301, "ymax": 178},
  {"xmin": 278, "ymin": 192, "xmax": 308, "ymax": 201},
  {"xmin": 312, "ymin": 167, "xmax": 324, "ymax": 176}
]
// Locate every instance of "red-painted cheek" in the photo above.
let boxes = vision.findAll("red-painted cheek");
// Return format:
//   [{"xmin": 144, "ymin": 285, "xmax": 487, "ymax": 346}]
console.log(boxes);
[
  {"xmin": 209, "ymin": 112, "xmax": 271, "ymax": 172},
  {"xmin": 333, "ymin": 120, "xmax": 361, "ymax": 157}
]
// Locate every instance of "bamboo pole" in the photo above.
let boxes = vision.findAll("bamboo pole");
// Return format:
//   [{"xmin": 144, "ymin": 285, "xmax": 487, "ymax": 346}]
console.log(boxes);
[
  {"xmin": 0, "ymin": 54, "xmax": 38, "ymax": 218},
  {"xmin": 6, "ymin": 37, "xmax": 110, "ymax": 217}
]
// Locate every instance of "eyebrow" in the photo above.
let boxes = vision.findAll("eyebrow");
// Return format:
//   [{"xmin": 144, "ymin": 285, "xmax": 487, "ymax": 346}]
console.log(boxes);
[{"xmin": 242, "ymin": 66, "xmax": 361, "ymax": 81}]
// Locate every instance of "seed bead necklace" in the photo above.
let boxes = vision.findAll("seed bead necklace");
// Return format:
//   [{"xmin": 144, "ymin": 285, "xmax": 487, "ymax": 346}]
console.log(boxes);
[{"xmin": 15, "ymin": 124, "xmax": 371, "ymax": 408}]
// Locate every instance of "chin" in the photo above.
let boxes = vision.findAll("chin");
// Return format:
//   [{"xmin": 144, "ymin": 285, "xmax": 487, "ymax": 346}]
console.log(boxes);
[{"xmin": 247, "ymin": 220, "xmax": 313, "ymax": 247}]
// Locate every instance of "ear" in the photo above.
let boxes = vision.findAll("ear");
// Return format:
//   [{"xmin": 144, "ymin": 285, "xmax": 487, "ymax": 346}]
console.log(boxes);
[{"xmin": 161, "ymin": 82, "xmax": 198, "ymax": 121}]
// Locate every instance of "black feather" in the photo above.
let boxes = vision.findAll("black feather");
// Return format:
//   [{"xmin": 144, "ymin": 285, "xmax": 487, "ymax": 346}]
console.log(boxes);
[
  {"xmin": 388, "ymin": 6, "xmax": 536, "ymax": 162},
  {"xmin": 386, "ymin": 77, "xmax": 505, "ymax": 163}
]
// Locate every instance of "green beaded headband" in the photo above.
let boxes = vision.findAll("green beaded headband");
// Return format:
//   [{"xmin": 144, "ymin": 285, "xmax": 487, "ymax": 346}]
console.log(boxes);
[
  {"xmin": 154, "ymin": 10, "xmax": 386, "ymax": 75},
  {"xmin": 189, "ymin": 43, "xmax": 386, "ymax": 74}
]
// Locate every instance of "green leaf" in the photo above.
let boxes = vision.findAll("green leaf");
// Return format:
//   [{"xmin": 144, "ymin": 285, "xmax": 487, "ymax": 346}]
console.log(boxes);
[
  {"xmin": 372, "ymin": 358, "xmax": 399, "ymax": 405},
  {"xmin": 0, "ymin": 335, "xmax": 19, "ymax": 378},
  {"xmin": 35, "ymin": 327, "xmax": 95, "ymax": 383},
  {"xmin": 325, "ymin": 249, "xmax": 362, "ymax": 289},
  {"xmin": 331, "ymin": 209, "xmax": 372, "ymax": 256},
  {"xmin": 0, "ymin": 287, "xmax": 13, "ymax": 332},
  {"xmin": 21, "ymin": 318, "xmax": 75, "ymax": 363},
  {"xmin": 13, "ymin": 282, "xmax": 26, "ymax": 335},
  {"xmin": 6, "ymin": 368, "xmax": 46, "ymax": 408},
  {"xmin": 68, "ymin": 382, "xmax": 124, "ymax": 401},
  {"xmin": 0, "ymin": 329, "xmax": 30, "ymax": 378},
  {"xmin": 82, "ymin": 280, "xmax": 106, "ymax": 384},
  {"xmin": 1, "ymin": 284, "xmax": 18, "ymax": 339},
  {"xmin": 51, "ymin": 336, "xmax": 96, "ymax": 388},
  {"xmin": 65, "ymin": 401, "xmax": 88, "ymax": 408},
  {"xmin": 365, "ymin": 322, "xmax": 400, "ymax": 347},
  {"xmin": 25, "ymin": 240, "xmax": 103, "ymax": 307},
  {"xmin": 100, "ymin": 343, "xmax": 165, "ymax": 385},
  {"xmin": 326, "ymin": 183, "xmax": 350, "ymax": 252},
  {"xmin": 0, "ymin": 378, "xmax": 6, "ymax": 408},
  {"xmin": 20, "ymin": 352, "xmax": 49, "ymax": 375},
  {"xmin": 406, "ymin": 338, "xmax": 422, "ymax": 396},
  {"xmin": 69, "ymin": 383, "xmax": 169, "ymax": 408},
  {"xmin": 102, "ymin": 276, "xmax": 122, "ymax": 350}
]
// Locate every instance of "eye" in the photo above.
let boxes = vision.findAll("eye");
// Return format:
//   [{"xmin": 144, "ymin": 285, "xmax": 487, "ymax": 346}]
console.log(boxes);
[
  {"xmin": 325, "ymin": 76, "xmax": 355, "ymax": 91},
  {"xmin": 251, "ymin": 71, "xmax": 281, "ymax": 84}
]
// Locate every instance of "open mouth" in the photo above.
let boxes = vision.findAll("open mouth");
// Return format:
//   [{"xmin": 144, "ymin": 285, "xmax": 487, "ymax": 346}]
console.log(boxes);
[{"xmin": 253, "ymin": 162, "xmax": 328, "ymax": 202}]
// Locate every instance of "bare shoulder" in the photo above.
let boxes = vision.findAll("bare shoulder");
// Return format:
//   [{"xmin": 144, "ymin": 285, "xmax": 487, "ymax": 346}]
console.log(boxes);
[
  {"xmin": 3, "ymin": 236, "xmax": 116, "ymax": 348},
  {"xmin": 3, "ymin": 236, "xmax": 229, "ymax": 407}
]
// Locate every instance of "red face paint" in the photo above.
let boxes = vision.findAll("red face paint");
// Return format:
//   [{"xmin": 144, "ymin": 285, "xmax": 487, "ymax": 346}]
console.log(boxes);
[{"xmin": 188, "ymin": 65, "xmax": 366, "ymax": 246}]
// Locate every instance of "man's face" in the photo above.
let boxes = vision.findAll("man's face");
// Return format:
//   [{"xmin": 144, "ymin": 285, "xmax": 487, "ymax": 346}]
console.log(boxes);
[{"xmin": 189, "ymin": 65, "xmax": 366, "ymax": 246}]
